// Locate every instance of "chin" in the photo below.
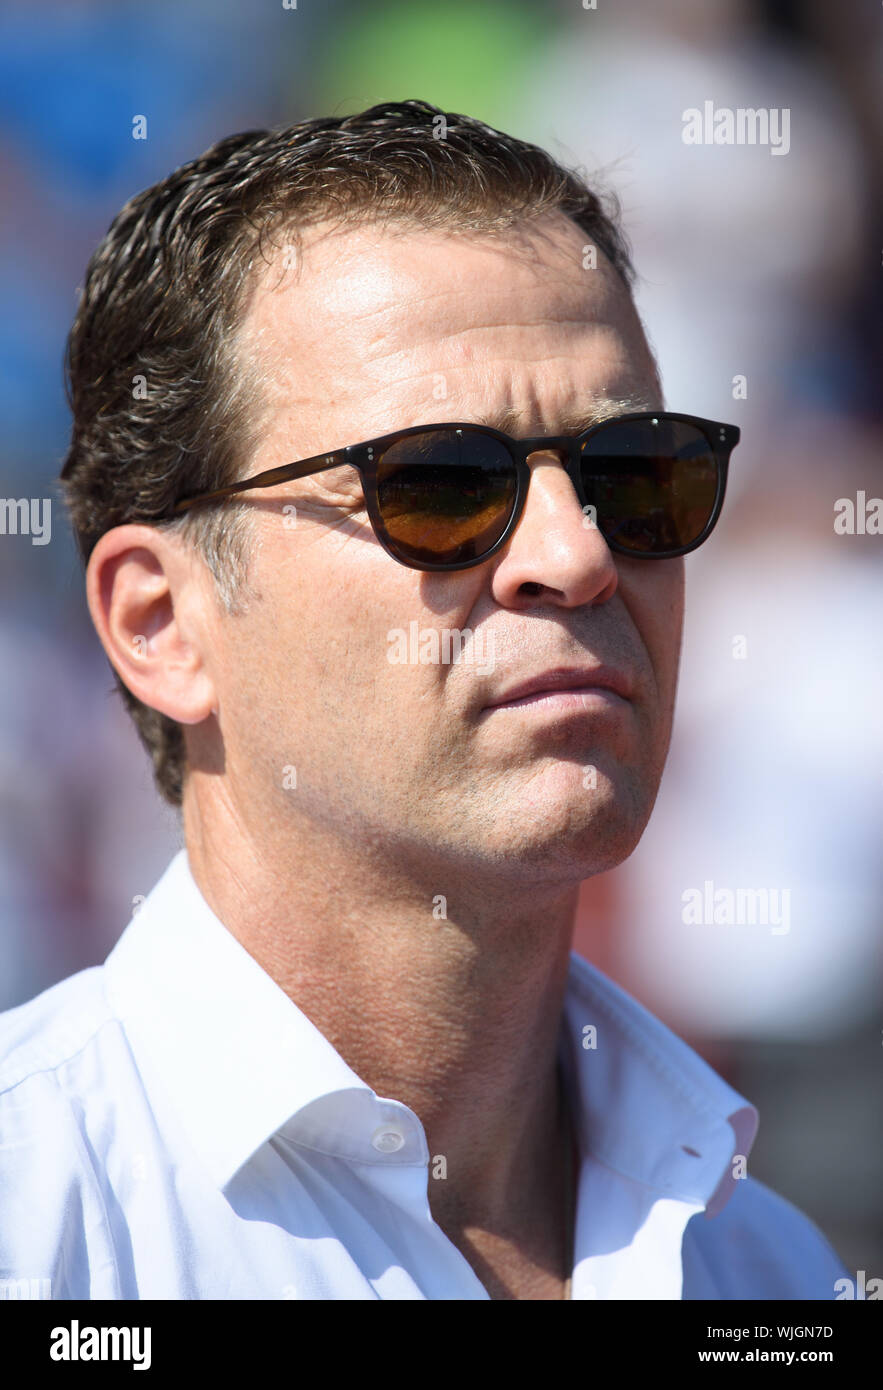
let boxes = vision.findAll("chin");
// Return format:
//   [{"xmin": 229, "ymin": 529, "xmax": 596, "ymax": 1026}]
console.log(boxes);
[{"xmin": 481, "ymin": 800, "xmax": 647, "ymax": 882}]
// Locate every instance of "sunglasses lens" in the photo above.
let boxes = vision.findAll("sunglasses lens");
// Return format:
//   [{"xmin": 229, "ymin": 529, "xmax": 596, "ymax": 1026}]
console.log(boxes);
[
  {"xmin": 580, "ymin": 419, "xmax": 719, "ymax": 554},
  {"xmin": 376, "ymin": 429, "xmax": 517, "ymax": 566}
]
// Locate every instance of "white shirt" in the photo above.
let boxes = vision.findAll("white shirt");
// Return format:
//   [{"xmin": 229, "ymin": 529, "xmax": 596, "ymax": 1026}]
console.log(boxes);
[{"xmin": 0, "ymin": 849, "xmax": 848, "ymax": 1300}]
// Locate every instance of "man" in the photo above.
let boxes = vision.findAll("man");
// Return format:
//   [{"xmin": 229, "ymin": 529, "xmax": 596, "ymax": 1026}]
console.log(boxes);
[{"xmin": 0, "ymin": 99, "xmax": 847, "ymax": 1299}]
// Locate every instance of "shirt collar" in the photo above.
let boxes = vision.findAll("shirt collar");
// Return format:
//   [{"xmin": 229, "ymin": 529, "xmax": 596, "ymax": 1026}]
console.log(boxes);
[
  {"xmin": 105, "ymin": 849, "xmax": 757, "ymax": 1211},
  {"xmin": 105, "ymin": 849, "xmax": 375, "ymax": 1191},
  {"xmin": 558, "ymin": 954, "xmax": 757, "ymax": 1218}
]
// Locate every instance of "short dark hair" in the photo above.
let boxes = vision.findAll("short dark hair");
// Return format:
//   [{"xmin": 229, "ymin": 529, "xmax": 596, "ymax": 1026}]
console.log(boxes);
[{"xmin": 60, "ymin": 98, "xmax": 638, "ymax": 808}]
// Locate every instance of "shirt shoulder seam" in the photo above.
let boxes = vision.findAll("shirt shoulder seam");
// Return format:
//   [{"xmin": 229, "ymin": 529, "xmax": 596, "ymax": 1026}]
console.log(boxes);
[{"xmin": 0, "ymin": 1007, "xmax": 123, "ymax": 1098}]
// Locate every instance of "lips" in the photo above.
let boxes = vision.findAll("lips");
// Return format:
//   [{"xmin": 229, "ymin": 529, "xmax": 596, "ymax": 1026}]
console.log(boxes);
[{"xmin": 483, "ymin": 666, "xmax": 633, "ymax": 710}]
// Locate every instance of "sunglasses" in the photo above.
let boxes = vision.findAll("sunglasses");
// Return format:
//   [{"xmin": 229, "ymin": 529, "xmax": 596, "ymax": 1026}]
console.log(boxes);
[{"xmin": 172, "ymin": 412, "xmax": 739, "ymax": 572}]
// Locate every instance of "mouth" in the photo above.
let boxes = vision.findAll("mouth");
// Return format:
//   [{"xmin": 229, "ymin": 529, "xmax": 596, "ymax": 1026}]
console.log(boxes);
[
  {"xmin": 487, "ymin": 688, "xmax": 629, "ymax": 715},
  {"xmin": 481, "ymin": 666, "xmax": 634, "ymax": 714}
]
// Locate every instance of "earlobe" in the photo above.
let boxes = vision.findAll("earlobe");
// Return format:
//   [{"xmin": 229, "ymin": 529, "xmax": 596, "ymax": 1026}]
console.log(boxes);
[{"xmin": 85, "ymin": 524, "xmax": 218, "ymax": 727}]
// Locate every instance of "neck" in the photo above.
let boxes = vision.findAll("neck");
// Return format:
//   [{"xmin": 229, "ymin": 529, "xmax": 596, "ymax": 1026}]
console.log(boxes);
[{"xmin": 184, "ymin": 784, "xmax": 581, "ymax": 1225}]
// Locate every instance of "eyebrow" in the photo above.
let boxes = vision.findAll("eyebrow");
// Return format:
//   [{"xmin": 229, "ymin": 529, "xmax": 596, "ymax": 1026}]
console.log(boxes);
[{"xmin": 472, "ymin": 395, "xmax": 658, "ymax": 437}]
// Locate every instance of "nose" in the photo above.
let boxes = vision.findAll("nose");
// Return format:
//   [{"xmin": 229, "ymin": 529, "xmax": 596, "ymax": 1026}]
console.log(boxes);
[{"xmin": 489, "ymin": 448, "xmax": 618, "ymax": 608}]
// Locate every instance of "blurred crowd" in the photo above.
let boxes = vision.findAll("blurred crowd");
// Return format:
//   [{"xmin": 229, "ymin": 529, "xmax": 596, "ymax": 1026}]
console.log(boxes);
[{"xmin": 1, "ymin": 0, "xmax": 880, "ymax": 1274}]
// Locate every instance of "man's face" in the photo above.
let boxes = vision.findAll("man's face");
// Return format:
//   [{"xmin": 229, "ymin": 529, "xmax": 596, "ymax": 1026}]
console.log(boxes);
[{"xmin": 197, "ymin": 212, "xmax": 683, "ymax": 884}]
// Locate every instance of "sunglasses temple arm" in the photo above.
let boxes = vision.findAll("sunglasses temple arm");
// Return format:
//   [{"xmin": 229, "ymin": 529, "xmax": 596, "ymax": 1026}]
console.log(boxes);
[{"xmin": 173, "ymin": 448, "xmax": 351, "ymax": 513}]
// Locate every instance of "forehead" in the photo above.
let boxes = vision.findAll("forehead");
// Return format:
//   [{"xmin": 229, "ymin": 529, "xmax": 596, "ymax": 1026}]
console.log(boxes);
[{"xmin": 238, "ymin": 212, "xmax": 660, "ymax": 442}]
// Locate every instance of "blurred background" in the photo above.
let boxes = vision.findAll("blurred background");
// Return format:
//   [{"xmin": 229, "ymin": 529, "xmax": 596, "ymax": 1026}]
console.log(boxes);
[{"xmin": 0, "ymin": 0, "xmax": 880, "ymax": 1282}]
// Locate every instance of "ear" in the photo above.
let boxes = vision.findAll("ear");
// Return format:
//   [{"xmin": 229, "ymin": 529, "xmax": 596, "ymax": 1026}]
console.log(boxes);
[{"xmin": 85, "ymin": 524, "xmax": 218, "ymax": 725}]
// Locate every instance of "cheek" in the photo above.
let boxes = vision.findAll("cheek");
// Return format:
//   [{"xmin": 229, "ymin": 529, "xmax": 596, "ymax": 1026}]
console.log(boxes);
[
  {"xmin": 622, "ymin": 562, "xmax": 684, "ymax": 697},
  {"xmin": 239, "ymin": 539, "xmax": 470, "ymax": 731},
  {"xmin": 649, "ymin": 565, "xmax": 684, "ymax": 642},
  {"xmin": 653, "ymin": 577, "xmax": 684, "ymax": 704}
]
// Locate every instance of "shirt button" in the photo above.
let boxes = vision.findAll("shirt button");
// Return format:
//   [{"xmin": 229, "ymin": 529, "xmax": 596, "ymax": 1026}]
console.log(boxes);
[{"xmin": 371, "ymin": 1123, "xmax": 406, "ymax": 1153}]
